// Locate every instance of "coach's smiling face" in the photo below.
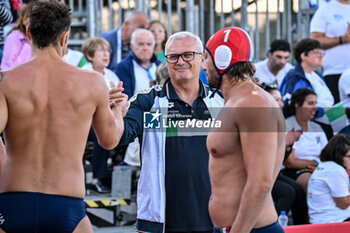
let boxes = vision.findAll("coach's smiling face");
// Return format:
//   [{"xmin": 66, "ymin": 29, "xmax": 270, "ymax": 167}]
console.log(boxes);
[{"xmin": 165, "ymin": 37, "xmax": 204, "ymax": 83}]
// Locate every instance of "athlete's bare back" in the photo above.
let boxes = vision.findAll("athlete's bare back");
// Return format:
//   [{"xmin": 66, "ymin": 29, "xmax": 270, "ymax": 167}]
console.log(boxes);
[
  {"xmin": 0, "ymin": 50, "xmax": 123, "ymax": 198},
  {"xmin": 207, "ymin": 81, "xmax": 285, "ymax": 233}
]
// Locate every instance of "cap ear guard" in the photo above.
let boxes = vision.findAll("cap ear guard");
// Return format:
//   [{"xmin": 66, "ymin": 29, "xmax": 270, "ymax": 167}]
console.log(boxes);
[{"xmin": 205, "ymin": 27, "xmax": 254, "ymax": 76}]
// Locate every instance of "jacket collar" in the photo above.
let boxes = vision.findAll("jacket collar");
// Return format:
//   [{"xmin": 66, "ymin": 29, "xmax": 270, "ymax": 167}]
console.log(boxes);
[{"xmin": 162, "ymin": 78, "xmax": 208, "ymax": 100}]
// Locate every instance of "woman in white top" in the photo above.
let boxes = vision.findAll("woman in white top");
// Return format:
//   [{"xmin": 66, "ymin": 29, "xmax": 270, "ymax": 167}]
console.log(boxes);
[
  {"xmin": 308, "ymin": 134, "xmax": 350, "ymax": 223},
  {"xmin": 82, "ymin": 37, "xmax": 120, "ymax": 89},
  {"xmin": 81, "ymin": 37, "xmax": 120, "ymax": 194},
  {"xmin": 282, "ymin": 89, "xmax": 328, "ymax": 191}
]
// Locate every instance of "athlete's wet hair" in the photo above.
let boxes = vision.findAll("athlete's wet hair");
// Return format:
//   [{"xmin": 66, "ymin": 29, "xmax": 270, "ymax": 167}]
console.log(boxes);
[
  {"xmin": 225, "ymin": 61, "xmax": 256, "ymax": 83},
  {"xmin": 29, "ymin": 0, "xmax": 71, "ymax": 49}
]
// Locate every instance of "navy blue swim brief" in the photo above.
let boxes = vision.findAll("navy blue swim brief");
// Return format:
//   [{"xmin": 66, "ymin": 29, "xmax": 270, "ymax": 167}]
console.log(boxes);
[
  {"xmin": 213, "ymin": 221, "xmax": 285, "ymax": 233},
  {"xmin": 0, "ymin": 191, "xmax": 86, "ymax": 233}
]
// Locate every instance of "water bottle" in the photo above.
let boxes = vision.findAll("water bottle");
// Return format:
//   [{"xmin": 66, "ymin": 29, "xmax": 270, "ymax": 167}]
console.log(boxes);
[{"xmin": 278, "ymin": 210, "xmax": 288, "ymax": 226}]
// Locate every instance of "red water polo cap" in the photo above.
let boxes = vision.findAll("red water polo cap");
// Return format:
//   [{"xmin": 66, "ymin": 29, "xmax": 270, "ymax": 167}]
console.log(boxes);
[{"xmin": 205, "ymin": 27, "xmax": 254, "ymax": 76}]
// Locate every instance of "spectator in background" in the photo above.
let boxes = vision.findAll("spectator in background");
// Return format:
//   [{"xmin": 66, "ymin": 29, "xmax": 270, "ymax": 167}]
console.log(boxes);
[
  {"xmin": 310, "ymin": 0, "xmax": 350, "ymax": 103},
  {"xmin": 62, "ymin": 46, "xmax": 87, "ymax": 68},
  {"xmin": 82, "ymin": 37, "xmax": 119, "ymax": 89},
  {"xmin": 123, "ymin": 61, "xmax": 169, "ymax": 168},
  {"xmin": 155, "ymin": 62, "xmax": 169, "ymax": 85},
  {"xmin": 254, "ymin": 39, "xmax": 293, "ymax": 87},
  {"xmin": 282, "ymin": 89, "xmax": 328, "ymax": 191},
  {"xmin": 149, "ymin": 20, "xmax": 167, "ymax": 62},
  {"xmin": 0, "ymin": 0, "xmax": 13, "ymax": 63},
  {"xmin": 82, "ymin": 37, "xmax": 120, "ymax": 194},
  {"xmin": 115, "ymin": 28, "xmax": 161, "ymax": 98},
  {"xmin": 263, "ymin": 84, "xmax": 308, "ymax": 225},
  {"xmin": 115, "ymin": 29, "xmax": 161, "ymax": 176},
  {"xmin": 309, "ymin": 0, "xmax": 334, "ymax": 8},
  {"xmin": 280, "ymin": 39, "xmax": 335, "ymax": 140},
  {"xmin": 339, "ymin": 67, "xmax": 350, "ymax": 108},
  {"xmin": 339, "ymin": 109, "xmax": 350, "ymax": 135},
  {"xmin": 1, "ymin": 2, "xmax": 31, "ymax": 69},
  {"xmin": 308, "ymin": 134, "xmax": 350, "ymax": 223},
  {"xmin": 99, "ymin": 10, "xmax": 149, "ymax": 72},
  {"xmin": 280, "ymin": 38, "xmax": 334, "ymax": 109}
]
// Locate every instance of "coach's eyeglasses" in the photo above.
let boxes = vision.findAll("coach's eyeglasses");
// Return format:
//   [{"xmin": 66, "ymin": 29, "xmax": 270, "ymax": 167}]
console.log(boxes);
[{"xmin": 165, "ymin": 51, "xmax": 202, "ymax": 64}]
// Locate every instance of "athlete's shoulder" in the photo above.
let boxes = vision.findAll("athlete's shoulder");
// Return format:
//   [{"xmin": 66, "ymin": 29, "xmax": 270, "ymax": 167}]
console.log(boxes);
[{"xmin": 231, "ymin": 82, "xmax": 275, "ymax": 108}]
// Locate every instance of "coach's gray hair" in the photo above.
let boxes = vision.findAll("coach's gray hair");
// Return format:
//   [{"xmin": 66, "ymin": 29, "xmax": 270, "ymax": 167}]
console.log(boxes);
[
  {"xmin": 165, "ymin": 31, "xmax": 203, "ymax": 54},
  {"xmin": 131, "ymin": 28, "xmax": 155, "ymax": 46}
]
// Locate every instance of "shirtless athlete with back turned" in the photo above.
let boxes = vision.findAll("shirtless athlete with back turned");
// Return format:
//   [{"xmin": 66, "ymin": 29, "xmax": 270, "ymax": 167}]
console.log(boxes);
[
  {"xmin": 204, "ymin": 27, "xmax": 286, "ymax": 233},
  {"xmin": 0, "ymin": 1, "xmax": 127, "ymax": 232}
]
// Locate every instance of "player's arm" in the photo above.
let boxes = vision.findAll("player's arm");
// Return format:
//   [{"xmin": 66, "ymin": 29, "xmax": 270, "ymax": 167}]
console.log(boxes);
[
  {"xmin": 310, "ymin": 32, "xmax": 342, "ymax": 50},
  {"xmin": 91, "ymin": 73, "xmax": 126, "ymax": 149},
  {"xmin": 310, "ymin": 22, "xmax": 350, "ymax": 50},
  {"xmin": 117, "ymin": 91, "xmax": 154, "ymax": 147},
  {"xmin": 334, "ymin": 196, "xmax": 350, "ymax": 210},
  {"xmin": 230, "ymin": 100, "xmax": 284, "ymax": 233},
  {"xmin": 327, "ymin": 168, "xmax": 350, "ymax": 210}
]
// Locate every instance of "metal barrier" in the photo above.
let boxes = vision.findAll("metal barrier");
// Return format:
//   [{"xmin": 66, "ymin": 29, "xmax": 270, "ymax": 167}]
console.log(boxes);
[{"xmin": 62, "ymin": 0, "xmax": 319, "ymax": 61}]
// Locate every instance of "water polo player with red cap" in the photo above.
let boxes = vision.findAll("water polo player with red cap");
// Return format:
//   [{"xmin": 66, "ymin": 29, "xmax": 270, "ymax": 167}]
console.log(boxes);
[
  {"xmin": 205, "ymin": 27, "xmax": 254, "ymax": 95},
  {"xmin": 205, "ymin": 27, "xmax": 286, "ymax": 233}
]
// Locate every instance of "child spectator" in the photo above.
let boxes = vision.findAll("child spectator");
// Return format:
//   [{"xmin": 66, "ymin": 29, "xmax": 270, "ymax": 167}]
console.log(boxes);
[{"xmin": 149, "ymin": 20, "xmax": 167, "ymax": 62}]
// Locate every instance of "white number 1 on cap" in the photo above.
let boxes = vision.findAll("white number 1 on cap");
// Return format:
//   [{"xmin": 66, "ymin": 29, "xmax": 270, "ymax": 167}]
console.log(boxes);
[{"xmin": 223, "ymin": 29, "xmax": 231, "ymax": 43}]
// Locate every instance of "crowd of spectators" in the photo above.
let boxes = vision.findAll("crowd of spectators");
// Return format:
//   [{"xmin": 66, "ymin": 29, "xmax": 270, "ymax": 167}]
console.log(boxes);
[{"xmin": 254, "ymin": 0, "xmax": 350, "ymax": 226}]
